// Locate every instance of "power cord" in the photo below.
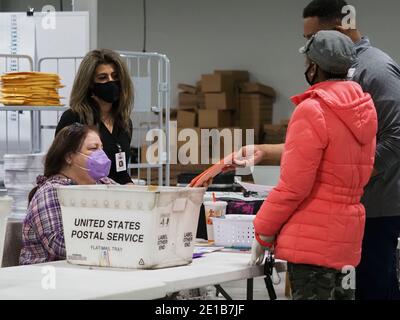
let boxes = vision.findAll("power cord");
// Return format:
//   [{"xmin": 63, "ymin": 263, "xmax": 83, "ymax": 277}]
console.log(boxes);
[{"xmin": 143, "ymin": 0, "xmax": 147, "ymax": 52}]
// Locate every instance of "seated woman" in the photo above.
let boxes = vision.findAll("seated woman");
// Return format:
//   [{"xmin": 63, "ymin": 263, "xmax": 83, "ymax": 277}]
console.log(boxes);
[{"xmin": 19, "ymin": 123, "xmax": 114, "ymax": 265}]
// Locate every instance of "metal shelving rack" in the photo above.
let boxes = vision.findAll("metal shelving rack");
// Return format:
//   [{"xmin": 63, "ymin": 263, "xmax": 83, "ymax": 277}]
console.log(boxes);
[
  {"xmin": 0, "ymin": 54, "xmax": 66, "ymax": 156},
  {"xmin": 1, "ymin": 51, "xmax": 171, "ymax": 186},
  {"xmin": 0, "ymin": 106, "xmax": 69, "ymax": 153},
  {"xmin": 117, "ymin": 51, "xmax": 171, "ymax": 186}
]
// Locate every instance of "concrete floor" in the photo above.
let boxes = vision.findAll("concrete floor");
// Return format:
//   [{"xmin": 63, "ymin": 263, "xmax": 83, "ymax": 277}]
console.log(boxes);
[
  {"xmin": 175, "ymin": 272, "xmax": 289, "ymax": 300},
  {"xmin": 211, "ymin": 273, "xmax": 289, "ymax": 300}
]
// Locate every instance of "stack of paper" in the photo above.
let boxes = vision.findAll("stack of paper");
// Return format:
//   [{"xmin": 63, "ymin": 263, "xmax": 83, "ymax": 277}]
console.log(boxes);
[
  {"xmin": 234, "ymin": 179, "xmax": 274, "ymax": 197},
  {"xmin": 3, "ymin": 153, "xmax": 45, "ymax": 216},
  {"xmin": 0, "ymin": 72, "xmax": 64, "ymax": 106}
]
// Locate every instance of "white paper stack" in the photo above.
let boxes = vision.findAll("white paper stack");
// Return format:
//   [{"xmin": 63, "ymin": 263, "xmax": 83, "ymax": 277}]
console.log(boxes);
[{"xmin": 3, "ymin": 153, "xmax": 44, "ymax": 216}]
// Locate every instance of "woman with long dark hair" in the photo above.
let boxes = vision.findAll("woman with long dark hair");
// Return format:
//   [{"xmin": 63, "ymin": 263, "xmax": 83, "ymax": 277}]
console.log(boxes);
[
  {"xmin": 20, "ymin": 123, "xmax": 114, "ymax": 265},
  {"xmin": 56, "ymin": 49, "xmax": 134, "ymax": 185}
]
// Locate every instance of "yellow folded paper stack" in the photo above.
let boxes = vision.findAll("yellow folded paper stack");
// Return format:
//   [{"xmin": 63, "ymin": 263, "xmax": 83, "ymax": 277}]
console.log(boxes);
[{"xmin": 0, "ymin": 72, "xmax": 65, "ymax": 106}]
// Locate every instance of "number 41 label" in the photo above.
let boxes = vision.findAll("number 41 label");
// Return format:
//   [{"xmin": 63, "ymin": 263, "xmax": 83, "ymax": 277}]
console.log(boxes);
[{"xmin": 159, "ymin": 215, "xmax": 170, "ymax": 227}]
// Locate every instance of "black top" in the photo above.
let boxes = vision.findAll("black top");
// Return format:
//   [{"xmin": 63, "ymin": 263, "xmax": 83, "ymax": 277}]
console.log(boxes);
[{"xmin": 55, "ymin": 109, "xmax": 133, "ymax": 185}]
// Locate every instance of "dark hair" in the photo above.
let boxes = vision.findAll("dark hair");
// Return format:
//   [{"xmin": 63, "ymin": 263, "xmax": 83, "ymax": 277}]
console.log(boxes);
[
  {"xmin": 28, "ymin": 123, "xmax": 99, "ymax": 202},
  {"xmin": 70, "ymin": 49, "xmax": 134, "ymax": 136},
  {"xmin": 303, "ymin": 0, "xmax": 349, "ymax": 23}
]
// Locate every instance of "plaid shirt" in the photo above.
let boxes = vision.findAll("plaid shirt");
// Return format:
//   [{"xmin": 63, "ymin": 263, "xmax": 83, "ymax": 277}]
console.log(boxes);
[{"xmin": 19, "ymin": 175, "xmax": 114, "ymax": 265}]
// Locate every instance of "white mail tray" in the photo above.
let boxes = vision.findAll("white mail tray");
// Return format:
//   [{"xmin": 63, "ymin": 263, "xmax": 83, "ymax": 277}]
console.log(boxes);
[{"xmin": 57, "ymin": 185, "xmax": 206, "ymax": 269}]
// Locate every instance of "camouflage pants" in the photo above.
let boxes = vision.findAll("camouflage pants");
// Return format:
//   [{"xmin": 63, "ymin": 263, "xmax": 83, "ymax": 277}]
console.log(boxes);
[{"xmin": 287, "ymin": 263, "xmax": 355, "ymax": 300}]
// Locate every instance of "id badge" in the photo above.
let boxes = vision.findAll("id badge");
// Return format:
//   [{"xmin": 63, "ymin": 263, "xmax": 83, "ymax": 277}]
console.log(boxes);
[{"xmin": 115, "ymin": 152, "xmax": 127, "ymax": 172}]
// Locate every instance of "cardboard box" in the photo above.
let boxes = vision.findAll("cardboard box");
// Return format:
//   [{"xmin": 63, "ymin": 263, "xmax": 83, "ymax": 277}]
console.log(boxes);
[
  {"xmin": 175, "ymin": 128, "xmax": 203, "ymax": 165},
  {"xmin": 263, "ymin": 124, "xmax": 287, "ymax": 144},
  {"xmin": 140, "ymin": 145, "xmax": 159, "ymax": 164},
  {"xmin": 143, "ymin": 128, "xmax": 202, "ymax": 165},
  {"xmin": 178, "ymin": 83, "xmax": 197, "ymax": 94},
  {"xmin": 179, "ymin": 93, "xmax": 198, "ymax": 109},
  {"xmin": 197, "ymin": 93, "xmax": 205, "ymax": 109},
  {"xmin": 239, "ymin": 104, "xmax": 273, "ymax": 125},
  {"xmin": 200, "ymin": 128, "xmax": 247, "ymax": 163},
  {"xmin": 176, "ymin": 128, "xmax": 202, "ymax": 148},
  {"xmin": 142, "ymin": 127, "xmax": 250, "ymax": 167},
  {"xmin": 233, "ymin": 109, "xmax": 240, "ymax": 127},
  {"xmin": 280, "ymin": 118, "xmax": 290, "ymax": 126},
  {"xmin": 178, "ymin": 92, "xmax": 205, "ymax": 110},
  {"xmin": 177, "ymin": 110, "xmax": 197, "ymax": 128},
  {"xmin": 169, "ymin": 109, "xmax": 178, "ymax": 121},
  {"xmin": 215, "ymin": 70, "xmax": 250, "ymax": 84},
  {"xmin": 201, "ymin": 73, "xmax": 234, "ymax": 93},
  {"xmin": 198, "ymin": 110, "xmax": 233, "ymax": 128},
  {"xmin": 239, "ymin": 93, "xmax": 274, "ymax": 143},
  {"xmin": 205, "ymin": 92, "xmax": 236, "ymax": 110},
  {"xmin": 175, "ymin": 127, "xmax": 246, "ymax": 165},
  {"xmin": 143, "ymin": 125, "xmax": 235, "ymax": 168},
  {"xmin": 240, "ymin": 82, "xmax": 276, "ymax": 98},
  {"xmin": 196, "ymin": 81, "xmax": 202, "ymax": 92},
  {"xmin": 239, "ymin": 93, "xmax": 274, "ymax": 108}
]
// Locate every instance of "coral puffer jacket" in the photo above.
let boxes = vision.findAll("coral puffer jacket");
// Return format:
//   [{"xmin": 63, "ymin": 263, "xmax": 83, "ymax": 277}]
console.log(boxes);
[{"xmin": 254, "ymin": 80, "xmax": 377, "ymax": 270}]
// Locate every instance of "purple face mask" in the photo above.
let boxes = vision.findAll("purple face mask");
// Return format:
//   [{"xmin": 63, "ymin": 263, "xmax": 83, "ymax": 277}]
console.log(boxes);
[{"xmin": 77, "ymin": 149, "xmax": 111, "ymax": 181}]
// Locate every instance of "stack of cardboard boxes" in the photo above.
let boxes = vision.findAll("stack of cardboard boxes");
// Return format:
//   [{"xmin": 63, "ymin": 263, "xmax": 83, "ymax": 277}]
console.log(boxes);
[
  {"xmin": 178, "ymin": 83, "xmax": 205, "ymax": 109},
  {"xmin": 238, "ymin": 82, "xmax": 276, "ymax": 143},
  {"xmin": 140, "ymin": 69, "xmax": 286, "ymax": 185},
  {"xmin": 262, "ymin": 119, "xmax": 289, "ymax": 144},
  {"xmin": 175, "ymin": 82, "xmax": 204, "ymax": 128},
  {"xmin": 172, "ymin": 71, "xmax": 251, "ymax": 171},
  {"xmin": 199, "ymin": 70, "xmax": 247, "ymax": 129}
]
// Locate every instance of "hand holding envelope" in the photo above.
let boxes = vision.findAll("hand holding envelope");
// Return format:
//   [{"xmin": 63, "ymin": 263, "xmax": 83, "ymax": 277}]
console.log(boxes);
[
  {"xmin": 189, "ymin": 153, "xmax": 237, "ymax": 188},
  {"xmin": 232, "ymin": 145, "xmax": 265, "ymax": 168},
  {"xmin": 189, "ymin": 145, "xmax": 265, "ymax": 188}
]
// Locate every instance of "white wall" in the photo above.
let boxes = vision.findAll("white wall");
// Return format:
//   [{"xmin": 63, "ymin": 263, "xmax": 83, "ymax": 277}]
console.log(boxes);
[
  {"xmin": 3, "ymin": 0, "xmax": 400, "ymax": 123},
  {"xmin": 97, "ymin": 0, "xmax": 400, "ymax": 123},
  {"xmin": 97, "ymin": 0, "xmax": 309, "ymax": 123},
  {"xmin": 72, "ymin": 0, "xmax": 97, "ymax": 49},
  {"xmin": 349, "ymin": 0, "xmax": 400, "ymax": 63}
]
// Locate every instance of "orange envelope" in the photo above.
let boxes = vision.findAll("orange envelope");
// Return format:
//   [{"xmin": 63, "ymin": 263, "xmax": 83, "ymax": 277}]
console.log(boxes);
[{"xmin": 189, "ymin": 153, "xmax": 237, "ymax": 188}]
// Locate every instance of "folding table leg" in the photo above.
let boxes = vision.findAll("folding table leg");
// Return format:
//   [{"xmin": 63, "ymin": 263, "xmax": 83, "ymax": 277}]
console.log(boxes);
[
  {"xmin": 214, "ymin": 285, "xmax": 233, "ymax": 300},
  {"xmin": 246, "ymin": 278, "xmax": 254, "ymax": 300}
]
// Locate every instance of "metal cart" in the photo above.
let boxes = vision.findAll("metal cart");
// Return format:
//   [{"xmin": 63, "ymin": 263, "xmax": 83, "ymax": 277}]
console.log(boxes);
[{"xmin": 1, "ymin": 51, "xmax": 171, "ymax": 186}]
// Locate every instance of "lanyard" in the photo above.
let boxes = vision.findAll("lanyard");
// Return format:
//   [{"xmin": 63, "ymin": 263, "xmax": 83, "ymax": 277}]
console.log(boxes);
[{"xmin": 116, "ymin": 143, "xmax": 122, "ymax": 153}]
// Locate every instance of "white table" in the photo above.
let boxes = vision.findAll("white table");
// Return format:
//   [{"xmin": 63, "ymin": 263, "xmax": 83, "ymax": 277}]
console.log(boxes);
[
  {"xmin": 0, "ymin": 263, "xmax": 166, "ymax": 300},
  {"xmin": 45, "ymin": 251, "xmax": 286, "ymax": 299},
  {"xmin": 0, "ymin": 252, "xmax": 286, "ymax": 300}
]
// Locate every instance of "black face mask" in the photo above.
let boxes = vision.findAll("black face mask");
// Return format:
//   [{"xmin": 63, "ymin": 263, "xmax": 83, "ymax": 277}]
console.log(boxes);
[
  {"xmin": 92, "ymin": 81, "xmax": 120, "ymax": 103},
  {"xmin": 305, "ymin": 64, "xmax": 318, "ymax": 86}
]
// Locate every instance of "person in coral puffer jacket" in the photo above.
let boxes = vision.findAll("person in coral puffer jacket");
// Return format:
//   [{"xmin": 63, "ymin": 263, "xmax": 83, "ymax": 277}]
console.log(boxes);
[{"xmin": 251, "ymin": 31, "xmax": 378, "ymax": 300}]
